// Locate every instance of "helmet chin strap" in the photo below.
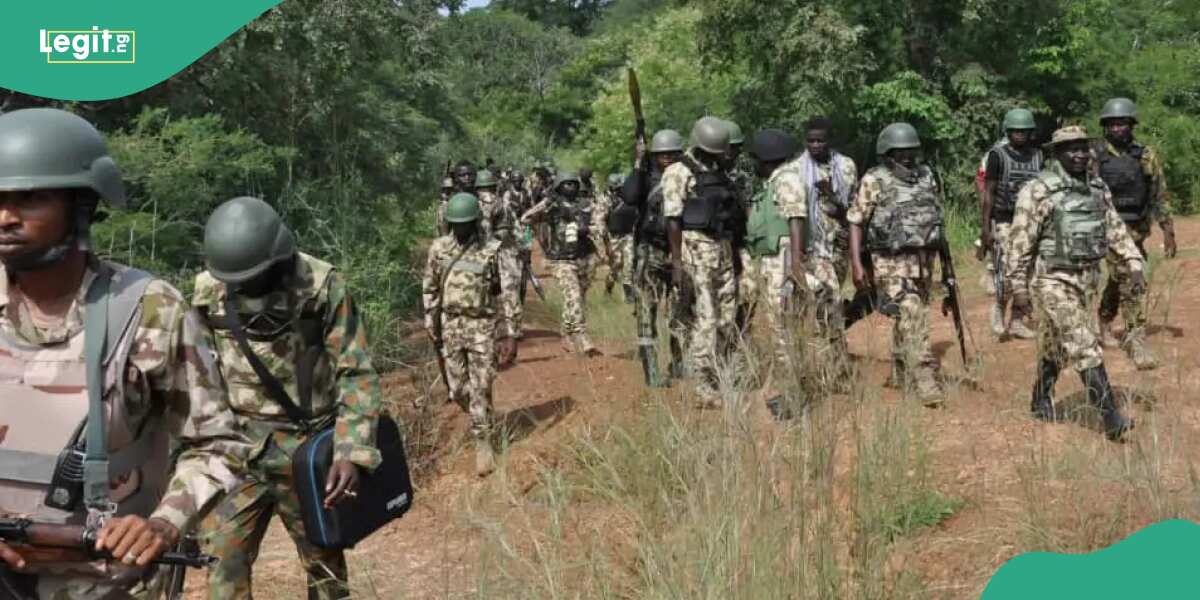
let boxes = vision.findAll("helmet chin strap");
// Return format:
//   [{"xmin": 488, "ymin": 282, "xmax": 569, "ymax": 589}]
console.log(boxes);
[{"xmin": 1, "ymin": 196, "xmax": 95, "ymax": 272}]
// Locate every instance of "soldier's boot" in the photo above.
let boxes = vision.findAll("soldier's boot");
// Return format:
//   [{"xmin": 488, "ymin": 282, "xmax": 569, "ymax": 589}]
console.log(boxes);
[
  {"xmin": 1030, "ymin": 359, "xmax": 1060, "ymax": 422},
  {"xmin": 604, "ymin": 273, "xmax": 616, "ymax": 296},
  {"xmin": 474, "ymin": 436, "xmax": 497, "ymax": 477},
  {"xmin": 1081, "ymin": 365, "xmax": 1133, "ymax": 442},
  {"xmin": 1098, "ymin": 319, "xmax": 1119, "ymax": 349},
  {"xmin": 989, "ymin": 301, "xmax": 1006, "ymax": 337},
  {"xmin": 669, "ymin": 337, "xmax": 687, "ymax": 379},
  {"xmin": 622, "ymin": 283, "xmax": 636, "ymax": 305},
  {"xmin": 1007, "ymin": 306, "xmax": 1037, "ymax": 340},
  {"xmin": 1121, "ymin": 328, "xmax": 1159, "ymax": 371},
  {"xmin": 561, "ymin": 334, "xmax": 576, "ymax": 354},
  {"xmin": 575, "ymin": 333, "xmax": 600, "ymax": 357},
  {"xmin": 981, "ymin": 269, "xmax": 996, "ymax": 296},
  {"xmin": 639, "ymin": 345, "xmax": 669, "ymax": 388},
  {"xmin": 913, "ymin": 369, "xmax": 945, "ymax": 408}
]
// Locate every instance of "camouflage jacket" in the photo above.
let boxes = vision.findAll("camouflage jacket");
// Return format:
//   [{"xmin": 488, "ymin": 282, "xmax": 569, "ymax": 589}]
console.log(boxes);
[
  {"xmin": 847, "ymin": 165, "xmax": 937, "ymax": 279},
  {"xmin": 193, "ymin": 253, "xmax": 382, "ymax": 470},
  {"xmin": 422, "ymin": 235, "xmax": 517, "ymax": 338},
  {"xmin": 0, "ymin": 257, "xmax": 251, "ymax": 532},
  {"xmin": 478, "ymin": 189, "xmax": 518, "ymax": 244},
  {"xmin": 1005, "ymin": 160, "xmax": 1144, "ymax": 296}
]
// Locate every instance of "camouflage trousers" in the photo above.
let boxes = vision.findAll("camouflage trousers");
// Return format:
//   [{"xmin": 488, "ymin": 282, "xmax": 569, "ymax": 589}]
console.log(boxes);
[
  {"xmin": 827, "ymin": 220, "xmax": 850, "ymax": 288},
  {"xmin": 876, "ymin": 275, "xmax": 939, "ymax": 391},
  {"xmin": 497, "ymin": 241, "xmax": 524, "ymax": 338},
  {"xmin": 1100, "ymin": 220, "xmax": 1149, "ymax": 334},
  {"xmin": 1033, "ymin": 271, "xmax": 1105, "ymax": 372},
  {"xmin": 682, "ymin": 232, "xmax": 738, "ymax": 399},
  {"xmin": 441, "ymin": 313, "xmax": 497, "ymax": 437},
  {"xmin": 606, "ymin": 235, "xmax": 635, "ymax": 288},
  {"xmin": 549, "ymin": 256, "xmax": 596, "ymax": 337},
  {"xmin": 1, "ymin": 568, "xmax": 165, "ymax": 599},
  {"xmin": 736, "ymin": 247, "xmax": 758, "ymax": 335},
  {"xmin": 634, "ymin": 244, "xmax": 686, "ymax": 352},
  {"xmin": 757, "ymin": 245, "xmax": 844, "ymax": 367},
  {"xmin": 201, "ymin": 433, "xmax": 348, "ymax": 600}
]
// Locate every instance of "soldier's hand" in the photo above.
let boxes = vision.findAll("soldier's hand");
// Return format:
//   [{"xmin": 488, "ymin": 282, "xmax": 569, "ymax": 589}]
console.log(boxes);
[
  {"xmin": 324, "ymin": 460, "xmax": 361, "ymax": 508},
  {"xmin": 0, "ymin": 541, "xmax": 28, "ymax": 569},
  {"xmin": 497, "ymin": 336, "xmax": 517, "ymax": 366},
  {"xmin": 1163, "ymin": 225, "xmax": 1177, "ymax": 259},
  {"xmin": 1131, "ymin": 270, "xmax": 1147, "ymax": 296},
  {"xmin": 851, "ymin": 262, "xmax": 871, "ymax": 291},
  {"xmin": 1011, "ymin": 292, "xmax": 1032, "ymax": 316},
  {"xmin": 816, "ymin": 179, "xmax": 833, "ymax": 196},
  {"xmin": 96, "ymin": 516, "xmax": 179, "ymax": 567}
]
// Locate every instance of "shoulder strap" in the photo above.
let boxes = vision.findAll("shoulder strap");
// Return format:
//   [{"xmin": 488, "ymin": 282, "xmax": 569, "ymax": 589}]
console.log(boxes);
[
  {"xmin": 222, "ymin": 294, "xmax": 312, "ymax": 426},
  {"xmin": 104, "ymin": 268, "xmax": 153, "ymax": 366},
  {"xmin": 82, "ymin": 270, "xmax": 112, "ymax": 514}
]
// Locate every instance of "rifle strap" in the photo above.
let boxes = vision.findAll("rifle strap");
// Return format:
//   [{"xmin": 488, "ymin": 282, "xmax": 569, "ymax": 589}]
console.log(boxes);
[{"xmin": 81, "ymin": 269, "xmax": 112, "ymax": 513}]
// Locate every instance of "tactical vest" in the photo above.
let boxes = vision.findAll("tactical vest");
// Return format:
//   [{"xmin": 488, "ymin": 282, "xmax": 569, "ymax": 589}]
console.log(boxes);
[
  {"xmin": 1092, "ymin": 141, "xmax": 1150, "ymax": 223},
  {"xmin": 637, "ymin": 173, "xmax": 671, "ymax": 248},
  {"xmin": 0, "ymin": 265, "xmax": 168, "ymax": 578},
  {"xmin": 542, "ymin": 195, "xmax": 595, "ymax": 260},
  {"xmin": 865, "ymin": 166, "xmax": 944, "ymax": 254},
  {"xmin": 1037, "ymin": 172, "xmax": 1109, "ymax": 270},
  {"xmin": 678, "ymin": 157, "xmax": 739, "ymax": 238},
  {"xmin": 992, "ymin": 144, "xmax": 1043, "ymax": 220},
  {"xmin": 745, "ymin": 185, "xmax": 791, "ymax": 258},
  {"xmin": 606, "ymin": 191, "xmax": 639, "ymax": 236},
  {"xmin": 440, "ymin": 240, "xmax": 501, "ymax": 318}
]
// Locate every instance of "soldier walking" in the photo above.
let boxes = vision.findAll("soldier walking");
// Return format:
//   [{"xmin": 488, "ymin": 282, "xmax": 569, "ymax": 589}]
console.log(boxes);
[
  {"xmin": 664, "ymin": 117, "xmax": 742, "ymax": 406},
  {"xmin": 599, "ymin": 174, "xmax": 637, "ymax": 300},
  {"xmin": 978, "ymin": 108, "xmax": 1042, "ymax": 339},
  {"xmin": 1006, "ymin": 126, "xmax": 1140, "ymax": 440},
  {"xmin": 474, "ymin": 170, "xmax": 524, "ymax": 349},
  {"xmin": 522, "ymin": 172, "xmax": 602, "ymax": 356},
  {"xmin": 194, "ymin": 196, "xmax": 382, "ymax": 599},
  {"xmin": 1093, "ymin": 97, "xmax": 1176, "ymax": 369},
  {"xmin": 422, "ymin": 193, "xmax": 518, "ymax": 476},
  {"xmin": 436, "ymin": 176, "xmax": 455, "ymax": 235},
  {"xmin": 848, "ymin": 123, "xmax": 947, "ymax": 406}
]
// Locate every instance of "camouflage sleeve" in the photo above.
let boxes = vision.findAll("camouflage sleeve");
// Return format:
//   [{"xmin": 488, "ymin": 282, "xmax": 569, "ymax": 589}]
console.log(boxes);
[
  {"xmin": 521, "ymin": 195, "xmax": 553, "ymax": 224},
  {"xmin": 1144, "ymin": 146, "xmax": 1172, "ymax": 226},
  {"xmin": 1004, "ymin": 181, "xmax": 1050, "ymax": 296},
  {"xmin": 1104, "ymin": 191, "xmax": 1145, "ymax": 272},
  {"xmin": 144, "ymin": 283, "xmax": 251, "ymax": 533},
  {"xmin": 846, "ymin": 172, "xmax": 879, "ymax": 226},
  {"xmin": 661, "ymin": 163, "xmax": 692, "ymax": 218},
  {"xmin": 324, "ymin": 273, "xmax": 383, "ymax": 470},
  {"xmin": 494, "ymin": 248, "xmax": 519, "ymax": 338},
  {"xmin": 422, "ymin": 241, "xmax": 444, "ymax": 335},
  {"xmin": 775, "ymin": 169, "xmax": 808, "ymax": 220}
]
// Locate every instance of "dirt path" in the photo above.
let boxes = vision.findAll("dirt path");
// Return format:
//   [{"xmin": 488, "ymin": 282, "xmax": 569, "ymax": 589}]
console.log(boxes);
[{"xmin": 186, "ymin": 219, "xmax": 1200, "ymax": 599}]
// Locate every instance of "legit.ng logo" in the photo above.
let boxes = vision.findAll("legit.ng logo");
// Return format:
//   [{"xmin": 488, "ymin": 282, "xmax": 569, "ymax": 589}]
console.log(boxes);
[{"xmin": 39, "ymin": 27, "xmax": 135, "ymax": 64}]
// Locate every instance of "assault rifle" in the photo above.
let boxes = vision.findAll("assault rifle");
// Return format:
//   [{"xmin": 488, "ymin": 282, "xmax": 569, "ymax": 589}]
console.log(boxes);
[
  {"xmin": 990, "ymin": 225, "xmax": 1006, "ymax": 304},
  {"xmin": 938, "ymin": 238, "xmax": 969, "ymax": 365},
  {"xmin": 520, "ymin": 248, "xmax": 546, "ymax": 304},
  {"xmin": 627, "ymin": 68, "xmax": 646, "ymax": 284}
]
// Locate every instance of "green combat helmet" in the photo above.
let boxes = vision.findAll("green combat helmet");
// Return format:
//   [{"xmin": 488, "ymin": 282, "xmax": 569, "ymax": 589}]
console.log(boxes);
[
  {"xmin": 875, "ymin": 122, "xmax": 922, "ymax": 155},
  {"xmin": 724, "ymin": 119, "xmax": 745, "ymax": 146},
  {"xmin": 0, "ymin": 108, "xmax": 126, "ymax": 206},
  {"xmin": 204, "ymin": 196, "xmax": 296, "ymax": 284},
  {"xmin": 1099, "ymin": 97, "xmax": 1138, "ymax": 123},
  {"xmin": 1003, "ymin": 108, "xmax": 1036, "ymax": 131},
  {"xmin": 649, "ymin": 129, "xmax": 684, "ymax": 154},
  {"xmin": 475, "ymin": 169, "xmax": 497, "ymax": 189},
  {"xmin": 691, "ymin": 116, "xmax": 731, "ymax": 155},
  {"xmin": 445, "ymin": 192, "xmax": 481, "ymax": 223},
  {"xmin": 441, "ymin": 177, "xmax": 454, "ymax": 190},
  {"xmin": 554, "ymin": 170, "xmax": 581, "ymax": 189}
]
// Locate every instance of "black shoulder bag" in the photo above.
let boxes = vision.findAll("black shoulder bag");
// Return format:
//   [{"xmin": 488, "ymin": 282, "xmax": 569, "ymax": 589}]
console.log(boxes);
[{"xmin": 220, "ymin": 295, "xmax": 413, "ymax": 550}]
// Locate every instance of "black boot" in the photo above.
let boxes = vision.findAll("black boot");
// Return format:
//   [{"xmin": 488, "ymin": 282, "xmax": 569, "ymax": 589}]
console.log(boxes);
[
  {"xmin": 669, "ymin": 337, "xmax": 686, "ymax": 379},
  {"xmin": 639, "ymin": 345, "xmax": 669, "ymax": 388},
  {"xmin": 843, "ymin": 290, "xmax": 876, "ymax": 331},
  {"xmin": 1081, "ymin": 365, "xmax": 1133, "ymax": 441},
  {"xmin": 1030, "ymin": 359, "xmax": 1059, "ymax": 422}
]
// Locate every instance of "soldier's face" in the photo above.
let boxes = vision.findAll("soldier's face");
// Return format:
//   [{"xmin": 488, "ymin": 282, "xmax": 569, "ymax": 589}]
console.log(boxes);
[
  {"xmin": 1057, "ymin": 140, "xmax": 1091, "ymax": 176},
  {"xmin": 451, "ymin": 221, "xmax": 477, "ymax": 244},
  {"xmin": 558, "ymin": 182, "xmax": 579, "ymax": 197},
  {"xmin": 653, "ymin": 152, "xmax": 680, "ymax": 172},
  {"xmin": 455, "ymin": 171, "xmax": 476, "ymax": 189},
  {"xmin": 0, "ymin": 190, "xmax": 71, "ymax": 261},
  {"xmin": 806, "ymin": 129, "xmax": 831, "ymax": 161},
  {"xmin": 1103, "ymin": 119, "xmax": 1134, "ymax": 145},
  {"xmin": 236, "ymin": 256, "xmax": 294, "ymax": 298},
  {"xmin": 726, "ymin": 144, "xmax": 742, "ymax": 162},
  {"xmin": 1007, "ymin": 129, "xmax": 1034, "ymax": 148},
  {"xmin": 889, "ymin": 148, "xmax": 919, "ymax": 169}
]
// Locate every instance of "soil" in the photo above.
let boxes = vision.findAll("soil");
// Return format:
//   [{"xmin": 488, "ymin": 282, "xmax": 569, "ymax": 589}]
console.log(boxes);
[{"xmin": 184, "ymin": 218, "xmax": 1200, "ymax": 599}]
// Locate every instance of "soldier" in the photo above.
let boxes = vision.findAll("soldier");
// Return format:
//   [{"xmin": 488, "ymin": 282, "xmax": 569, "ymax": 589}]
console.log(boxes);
[
  {"xmin": 978, "ymin": 108, "xmax": 1042, "ymax": 339},
  {"xmin": 474, "ymin": 170, "xmax": 524, "ymax": 349},
  {"xmin": 722, "ymin": 119, "xmax": 757, "ymax": 339},
  {"xmin": 0, "ymin": 108, "xmax": 251, "ymax": 598},
  {"xmin": 1093, "ymin": 97, "xmax": 1176, "ymax": 369},
  {"xmin": 579, "ymin": 167, "xmax": 595, "ymax": 198},
  {"xmin": 522, "ymin": 172, "xmax": 602, "ymax": 356},
  {"xmin": 848, "ymin": 123, "xmax": 946, "ymax": 406},
  {"xmin": 664, "ymin": 117, "xmax": 742, "ymax": 405},
  {"xmin": 422, "ymin": 193, "xmax": 518, "ymax": 476},
  {"xmin": 193, "ymin": 196, "xmax": 381, "ymax": 599},
  {"xmin": 623, "ymin": 130, "xmax": 688, "ymax": 386},
  {"xmin": 452, "ymin": 161, "xmax": 477, "ymax": 194},
  {"xmin": 1006, "ymin": 126, "xmax": 1140, "ymax": 440},
  {"xmin": 436, "ymin": 176, "xmax": 455, "ymax": 236}
]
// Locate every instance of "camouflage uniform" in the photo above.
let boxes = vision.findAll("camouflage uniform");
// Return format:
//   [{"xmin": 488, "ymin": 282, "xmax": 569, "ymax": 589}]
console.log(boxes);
[
  {"xmin": 847, "ymin": 166, "xmax": 943, "ymax": 400},
  {"xmin": 0, "ymin": 258, "xmax": 250, "ymax": 599},
  {"xmin": 1094, "ymin": 140, "xmax": 1172, "ymax": 347},
  {"xmin": 193, "ymin": 252, "xmax": 382, "ymax": 600},
  {"xmin": 593, "ymin": 188, "xmax": 635, "ymax": 291},
  {"xmin": 749, "ymin": 166, "xmax": 805, "ymax": 364},
  {"xmin": 787, "ymin": 153, "xmax": 858, "ymax": 286},
  {"xmin": 1007, "ymin": 160, "xmax": 1144, "ymax": 371},
  {"xmin": 522, "ymin": 192, "xmax": 602, "ymax": 352},
  {"xmin": 422, "ymin": 235, "xmax": 515, "ymax": 437},
  {"xmin": 663, "ymin": 152, "xmax": 739, "ymax": 400},
  {"xmin": 478, "ymin": 189, "xmax": 524, "ymax": 339},
  {"xmin": 727, "ymin": 160, "xmax": 757, "ymax": 335}
]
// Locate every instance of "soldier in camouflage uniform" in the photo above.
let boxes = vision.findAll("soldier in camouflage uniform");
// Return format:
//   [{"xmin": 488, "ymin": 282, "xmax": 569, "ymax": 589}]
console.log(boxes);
[
  {"xmin": 452, "ymin": 161, "xmax": 477, "ymax": 194},
  {"xmin": 1006, "ymin": 126, "xmax": 1140, "ymax": 440},
  {"xmin": 423, "ymin": 193, "xmax": 518, "ymax": 476},
  {"xmin": 624, "ymin": 130, "xmax": 688, "ymax": 387},
  {"xmin": 436, "ymin": 176, "xmax": 455, "ymax": 236},
  {"xmin": 193, "ymin": 196, "xmax": 381, "ymax": 600},
  {"xmin": 598, "ymin": 174, "xmax": 637, "ymax": 300},
  {"xmin": 664, "ymin": 117, "xmax": 742, "ymax": 405},
  {"xmin": 721, "ymin": 120, "xmax": 758, "ymax": 338},
  {"xmin": 1093, "ymin": 98, "xmax": 1176, "ymax": 369},
  {"xmin": 0, "ymin": 108, "xmax": 251, "ymax": 599},
  {"xmin": 474, "ymin": 170, "xmax": 524, "ymax": 348},
  {"xmin": 848, "ymin": 123, "xmax": 946, "ymax": 406},
  {"xmin": 522, "ymin": 172, "xmax": 602, "ymax": 356}
]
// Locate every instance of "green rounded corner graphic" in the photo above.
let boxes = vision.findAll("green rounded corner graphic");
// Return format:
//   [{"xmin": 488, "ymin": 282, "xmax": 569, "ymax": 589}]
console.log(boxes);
[
  {"xmin": 981, "ymin": 519, "xmax": 1200, "ymax": 599},
  {"xmin": 1, "ymin": 1, "xmax": 283, "ymax": 101}
]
